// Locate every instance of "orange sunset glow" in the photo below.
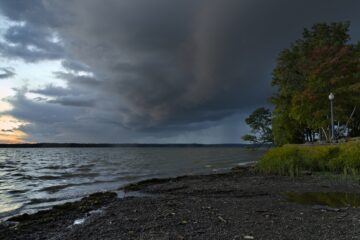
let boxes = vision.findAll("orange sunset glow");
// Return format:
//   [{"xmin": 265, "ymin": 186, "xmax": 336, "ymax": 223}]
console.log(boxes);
[{"xmin": 0, "ymin": 115, "xmax": 28, "ymax": 143}]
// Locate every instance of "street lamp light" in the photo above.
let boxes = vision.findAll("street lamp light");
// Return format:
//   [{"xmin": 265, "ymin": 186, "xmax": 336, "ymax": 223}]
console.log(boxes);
[{"xmin": 329, "ymin": 93, "xmax": 335, "ymax": 142}]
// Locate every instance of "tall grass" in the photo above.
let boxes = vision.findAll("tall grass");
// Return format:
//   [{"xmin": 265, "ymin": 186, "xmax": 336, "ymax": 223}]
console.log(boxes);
[{"xmin": 257, "ymin": 141, "xmax": 360, "ymax": 176}]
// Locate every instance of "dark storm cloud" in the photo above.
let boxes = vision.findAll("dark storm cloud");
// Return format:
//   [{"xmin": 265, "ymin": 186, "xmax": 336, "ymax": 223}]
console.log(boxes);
[
  {"xmin": 0, "ymin": 0, "xmax": 61, "ymax": 27},
  {"xmin": 7, "ymin": 88, "xmax": 77, "ymax": 124},
  {"xmin": 6, "ymin": 86, "xmax": 240, "ymax": 143},
  {"xmin": 30, "ymin": 80, "xmax": 98, "ymax": 108},
  {"xmin": 0, "ymin": 23, "xmax": 64, "ymax": 62},
  {"xmin": 30, "ymin": 85, "xmax": 73, "ymax": 97},
  {"xmin": 0, "ymin": 67, "xmax": 15, "ymax": 79},
  {"xmin": 5, "ymin": 88, "xmax": 169, "ymax": 143},
  {"xmin": 47, "ymin": 97, "xmax": 95, "ymax": 107},
  {"xmin": 48, "ymin": 0, "xmax": 360, "ymax": 129},
  {"xmin": 1, "ymin": 0, "xmax": 360, "ymax": 142},
  {"xmin": 61, "ymin": 60, "xmax": 90, "ymax": 73},
  {"xmin": 53, "ymin": 72, "xmax": 101, "ymax": 88}
]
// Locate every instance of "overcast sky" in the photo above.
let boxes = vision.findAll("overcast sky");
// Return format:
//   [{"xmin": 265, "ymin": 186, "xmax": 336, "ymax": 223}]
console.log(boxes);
[{"xmin": 0, "ymin": 0, "xmax": 359, "ymax": 143}]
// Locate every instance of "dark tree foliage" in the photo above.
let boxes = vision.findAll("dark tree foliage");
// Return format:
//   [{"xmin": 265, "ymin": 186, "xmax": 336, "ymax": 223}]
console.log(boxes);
[
  {"xmin": 271, "ymin": 22, "xmax": 360, "ymax": 145},
  {"xmin": 242, "ymin": 107, "xmax": 273, "ymax": 144}
]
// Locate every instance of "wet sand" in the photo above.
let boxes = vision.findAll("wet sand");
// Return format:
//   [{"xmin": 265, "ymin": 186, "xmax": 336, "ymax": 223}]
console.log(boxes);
[{"xmin": 1, "ymin": 167, "xmax": 360, "ymax": 240}]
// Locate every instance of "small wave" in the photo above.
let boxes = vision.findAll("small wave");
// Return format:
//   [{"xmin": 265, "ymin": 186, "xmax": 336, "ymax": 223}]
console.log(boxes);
[
  {"xmin": 45, "ymin": 165, "xmax": 69, "ymax": 170},
  {"xmin": 237, "ymin": 161, "xmax": 255, "ymax": 166},
  {"xmin": 77, "ymin": 163, "xmax": 96, "ymax": 171},
  {"xmin": 0, "ymin": 203, "xmax": 24, "ymax": 219},
  {"xmin": 61, "ymin": 172, "xmax": 99, "ymax": 178},
  {"xmin": 37, "ymin": 175, "xmax": 61, "ymax": 180},
  {"xmin": 7, "ymin": 189, "xmax": 28, "ymax": 194},
  {"xmin": 1, "ymin": 166, "xmax": 17, "ymax": 171},
  {"xmin": 4, "ymin": 160, "xmax": 17, "ymax": 166},
  {"xmin": 29, "ymin": 198, "xmax": 59, "ymax": 205},
  {"xmin": 38, "ymin": 179, "xmax": 115, "ymax": 193},
  {"xmin": 10, "ymin": 173, "xmax": 33, "ymax": 180},
  {"xmin": 114, "ymin": 175, "xmax": 143, "ymax": 181},
  {"xmin": 39, "ymin": 184, "xmax": 76, "ymax": 193},
  {"xmin": 33, "ymin": 172, "xmax": 99, "ymax": 180},
  {"xmin": 10, "ymin": 173, "xmax": 24, "ymax": 177}
]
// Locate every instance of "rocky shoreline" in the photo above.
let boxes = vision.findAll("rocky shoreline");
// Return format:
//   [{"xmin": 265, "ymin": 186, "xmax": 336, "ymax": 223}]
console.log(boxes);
[{"xmin": 1, "ymin": 167, "xmax": 360, "ymax": 240}]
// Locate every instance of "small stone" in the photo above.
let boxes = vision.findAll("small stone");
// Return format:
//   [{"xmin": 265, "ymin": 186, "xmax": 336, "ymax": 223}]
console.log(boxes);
[
  {"xmin": 312, "ymin": 205, "xmax": 341, "ymax": 212},
  {"xmin": 243, "ymin": 235, "xmax": 255, "ymax": 239},
  {"xmin": 73, "ymin": 218, "xmax": 85, "ymax": 225},
  {"xmin": 218, "ymin": 216, "xmax": 227, "ymax": 223}
]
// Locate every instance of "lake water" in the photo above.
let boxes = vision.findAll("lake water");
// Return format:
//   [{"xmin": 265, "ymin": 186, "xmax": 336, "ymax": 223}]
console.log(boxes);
[{"xmin": 0, "ymin": 147, "xmax": 265, "ymax": 219}]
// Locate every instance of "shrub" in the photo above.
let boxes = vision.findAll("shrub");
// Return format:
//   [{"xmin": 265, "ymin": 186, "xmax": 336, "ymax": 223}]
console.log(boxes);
[
  {"xmin": 332, "ymin": 142, "xmax": 360, "ymax": 175},
  {"xmin": 257, "ymin": 145, "xmax": 303, "ymax": 176},
  {"xmin": 257, "ymin": 142, "xmax": 360, "ymax": 176}
]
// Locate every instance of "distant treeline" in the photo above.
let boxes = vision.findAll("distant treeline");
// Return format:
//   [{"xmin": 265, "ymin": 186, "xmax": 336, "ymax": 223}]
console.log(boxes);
[{"xmin": 0, "ymin": 143, "xmax": 269, "ymax": 148}]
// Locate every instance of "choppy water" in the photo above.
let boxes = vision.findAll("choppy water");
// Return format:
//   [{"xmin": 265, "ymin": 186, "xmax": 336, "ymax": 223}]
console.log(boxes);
[{"xmin": 0, "ymin": 147, "xmax": 265, "ymax": 219}]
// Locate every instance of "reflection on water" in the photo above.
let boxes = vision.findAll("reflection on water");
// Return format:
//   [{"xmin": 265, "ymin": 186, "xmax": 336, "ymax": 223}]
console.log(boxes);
[
  {"xmin": 0, "ymin": 193, "xmax": 23, "ymax": 214},
  {"xmin": 0, "ymin": 147, "xmax": 265, "ymax": 219},
  {"xmin": 283, "ymin": 192, "xmax": 360, "ymax": 208}
]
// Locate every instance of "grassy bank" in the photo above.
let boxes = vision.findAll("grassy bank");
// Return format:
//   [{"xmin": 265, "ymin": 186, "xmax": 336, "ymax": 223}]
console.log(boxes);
[{"xmin": 257, "ymin": 141, "xmax": 360, "ymax": 176}]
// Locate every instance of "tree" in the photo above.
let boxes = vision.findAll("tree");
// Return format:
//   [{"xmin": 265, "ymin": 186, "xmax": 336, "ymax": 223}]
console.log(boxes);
[
  {"xmin": 242, "ymin": 107, "xmax": 273, "ymax": 144},
  {"xmin": 271, "ymin": 22, "xmax": 360, "ymax": 144}
]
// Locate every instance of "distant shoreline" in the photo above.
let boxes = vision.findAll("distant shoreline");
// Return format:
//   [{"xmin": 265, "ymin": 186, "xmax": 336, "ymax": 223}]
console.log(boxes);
[{"xmin": 0, "ymin": 143, "xmax": 271, "ymax": 148}]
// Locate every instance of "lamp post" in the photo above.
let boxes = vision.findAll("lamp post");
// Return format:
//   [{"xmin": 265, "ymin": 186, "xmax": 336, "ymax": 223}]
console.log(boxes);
[{"xmin": 329, "ymin": 93, "xmax": 335, "ymax": 142}]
